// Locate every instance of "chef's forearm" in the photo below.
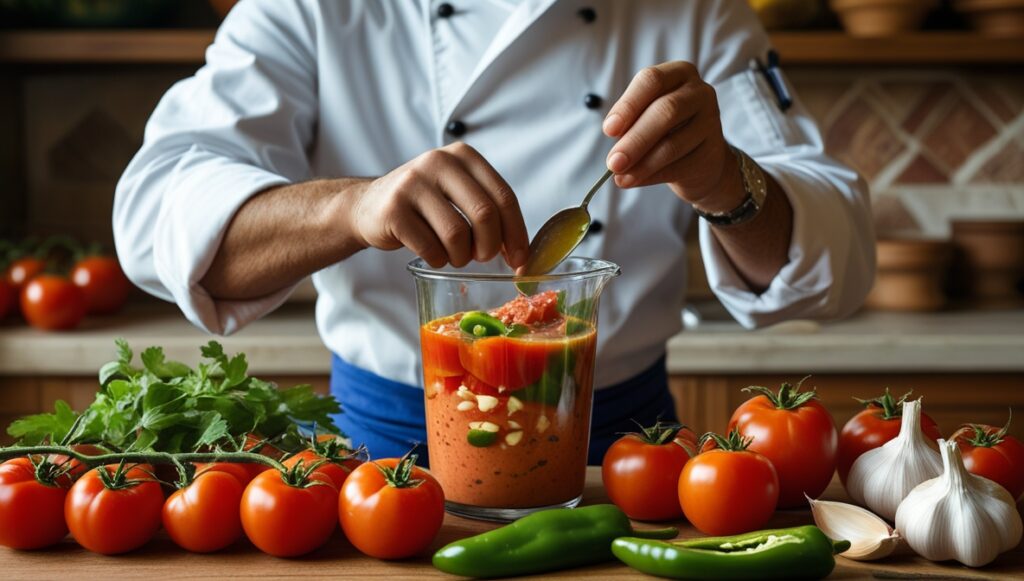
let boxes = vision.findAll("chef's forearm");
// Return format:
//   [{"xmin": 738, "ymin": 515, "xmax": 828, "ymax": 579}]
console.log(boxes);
[
  {"xmin": 200, "ymin": 178, "xmax": 367, "ymax": 300},
  {"xmin": 706, "ymin": 174, "xmax": 793, "ymax": 294}
]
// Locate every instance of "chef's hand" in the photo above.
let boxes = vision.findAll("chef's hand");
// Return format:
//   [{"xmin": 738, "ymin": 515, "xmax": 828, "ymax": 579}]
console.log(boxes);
[
  {"xmin": 603, "ymin": 61, "xmax": 746, "ymax": 214},
  {"xmin": 344, "ymin": 142, "xmax": 530, "ymax": 269}
]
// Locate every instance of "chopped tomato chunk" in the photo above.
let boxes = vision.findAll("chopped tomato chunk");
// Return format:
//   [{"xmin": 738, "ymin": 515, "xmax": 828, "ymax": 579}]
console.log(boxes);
[{"xmin": 489, "ymin": 290, "xmax": 561, "ymax": 326}]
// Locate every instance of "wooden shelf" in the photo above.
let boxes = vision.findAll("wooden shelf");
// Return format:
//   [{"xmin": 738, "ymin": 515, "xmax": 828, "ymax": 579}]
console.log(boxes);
[
  {"xmin": 0, "ymin": 29, "xmax": 212, "ymax": 64},
  {"xmin": 0, "ymin": 30, "xmax": 1022, "ymax": 65},
  {"xmin": 770, "ymin": 32, "xmax": 1024, "ymax": 65}
]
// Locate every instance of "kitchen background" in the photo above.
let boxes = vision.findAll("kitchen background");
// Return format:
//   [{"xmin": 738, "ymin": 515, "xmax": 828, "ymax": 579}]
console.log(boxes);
[{"xmin": 1, "ymin": 0, "xmax": 1022, "ymax": 442}]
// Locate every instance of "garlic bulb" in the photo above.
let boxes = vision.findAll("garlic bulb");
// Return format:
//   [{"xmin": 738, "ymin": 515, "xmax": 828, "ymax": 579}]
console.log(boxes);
[
  {"xmin": 896, "ymin": 439, "xmax": 1023, "ymax": 567},
  {"xmin": 846, "ymin": 398, "xmax": 942, "ymax": 521},
  {"xmin": 806, "ymin": 495, "xmax": 901, "ymax": 561}
]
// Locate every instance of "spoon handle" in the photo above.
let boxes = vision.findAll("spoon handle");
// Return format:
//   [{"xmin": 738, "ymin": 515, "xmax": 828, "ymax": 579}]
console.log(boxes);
[{"xmin": 580, "ymin": 169, "xmax": 614, "ymax": 210}]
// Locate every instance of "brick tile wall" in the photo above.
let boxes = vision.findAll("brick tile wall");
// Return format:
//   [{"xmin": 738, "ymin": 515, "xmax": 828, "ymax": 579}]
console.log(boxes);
[{"xmin": 789, "ymin": 69, "xmax": 1024, "ymax": 237}]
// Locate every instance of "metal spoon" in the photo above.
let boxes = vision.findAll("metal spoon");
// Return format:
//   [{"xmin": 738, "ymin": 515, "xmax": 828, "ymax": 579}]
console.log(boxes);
[{"xmin": 515, "ymin": 169, "xmax": 613, "ymax": 294}]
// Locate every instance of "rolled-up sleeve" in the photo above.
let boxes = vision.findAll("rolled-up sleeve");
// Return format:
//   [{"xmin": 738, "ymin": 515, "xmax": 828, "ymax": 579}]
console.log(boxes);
[
  {"xmin": 694, "ymin": 1, "xmax": 875, "ymax": 328},
  {"xmin": 113, "ymin": 0, "xmax": 317, "ymax": 335}
]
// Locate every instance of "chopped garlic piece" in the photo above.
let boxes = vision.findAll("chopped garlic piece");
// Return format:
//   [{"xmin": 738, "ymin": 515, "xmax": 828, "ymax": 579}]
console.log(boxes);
[
  {"xmin": 507, "ymin": 396, "xmax": 523, "ymax": 415},
  {"xmin": 477, "ymin": 395, "xmax": 500, "ymax": 412},
  {"xmin": 456, "ymin": 386, "xmax": 475, "ymax": 400},
  {"xmin": 507, "ymin": 420, "xmax": 522, "ymax": 430},
  {"xmin": 536, "ymin": 415, "xmax": 550, "ymax": 433},
  {"xmin": 505, "ymin": 431, "xmax": 523, "ymax": 446},
  {"xmin": 457, "ymin": 401, "xmax": 476, "ymax": 412},
  {"xmin": 469, "ymin": 421, "xmax": 500, "ymax": 433}
]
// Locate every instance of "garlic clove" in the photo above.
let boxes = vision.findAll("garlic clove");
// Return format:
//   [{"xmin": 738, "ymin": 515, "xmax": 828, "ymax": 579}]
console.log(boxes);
[{"xmin": 806, "ymin": 494, "xmax": 900, "ymax": 561}]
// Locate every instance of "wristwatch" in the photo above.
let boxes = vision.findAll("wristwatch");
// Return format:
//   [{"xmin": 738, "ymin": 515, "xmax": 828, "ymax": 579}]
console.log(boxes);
[{"xmin": 693, "ymin": 146, "xmax": 767, "ymax": 227}]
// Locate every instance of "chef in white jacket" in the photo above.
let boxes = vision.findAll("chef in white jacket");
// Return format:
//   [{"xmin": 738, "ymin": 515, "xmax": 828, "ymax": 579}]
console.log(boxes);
[{"xmin": 114, "ymin": 0, "xmax": 875, "ymax": 463}]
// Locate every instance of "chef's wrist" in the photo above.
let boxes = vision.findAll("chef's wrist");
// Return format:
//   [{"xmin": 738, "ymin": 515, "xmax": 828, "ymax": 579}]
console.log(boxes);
[
  {"xmin": 326, "ymin": 177, "xmax": 373, "ymax": 254},
  {"xmin": 689, "ymin": 147, "xmax": 747, "ymax": 216}
]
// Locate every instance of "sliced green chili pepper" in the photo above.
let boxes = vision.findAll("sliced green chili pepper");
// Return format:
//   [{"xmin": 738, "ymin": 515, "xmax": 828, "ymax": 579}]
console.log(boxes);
[
  {"xmin": 612, "ymin": 525, "xmax": 850, "ymax": 580},
  {"xmin": 433, "ymin": 504, "xmax": 676, "ymax": 578},
  {"xmin": 459, "ymin": 311, "xmax": 507, "ymax": 337},
  {"xmin": 466, "ymin": 428, "xmax": 497, "ymax": 447},
  {"xmin": 517, "ymin": 347, "xmax": 575, "ymax": 406}
]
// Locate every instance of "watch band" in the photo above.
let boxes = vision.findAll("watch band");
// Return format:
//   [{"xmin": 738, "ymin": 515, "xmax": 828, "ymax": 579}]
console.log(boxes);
[{"xmin": 694, "ymin": 146, "xmax": 767, "ymax": 227}]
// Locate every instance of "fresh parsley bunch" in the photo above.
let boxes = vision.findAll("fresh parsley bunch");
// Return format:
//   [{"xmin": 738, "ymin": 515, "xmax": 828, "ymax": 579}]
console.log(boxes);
[{"xmin": 8, "ymin": 339, "xmax": 342, "ymax": 453}]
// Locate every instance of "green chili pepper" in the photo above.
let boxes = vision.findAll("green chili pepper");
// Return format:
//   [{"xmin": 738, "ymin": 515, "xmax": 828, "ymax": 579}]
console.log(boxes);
[
  {"xmin": 612, "ymin": 525, "xmax": 850, "ymax": 580},
  {"xmin": 459, "ymin": 311, "xmax": 507, "ymax": 337},
  {"xmin": 433, "ymin": 504, "xmax": 677, "ymax": 578},
  {"xmin": 466, "ymin": 428, "xmax": 497, "ymax": 447},
  {"xmin": 517, "ymin": 347, "xmax": 574, "ymax": 406}
]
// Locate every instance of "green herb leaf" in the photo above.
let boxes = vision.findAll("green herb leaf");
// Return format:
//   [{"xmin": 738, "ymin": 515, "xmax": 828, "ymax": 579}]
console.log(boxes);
[
  {"xmin": 6, "ymin": 400, "xmax": 78, "ymax": 445},
  {"xmin": 140, "ymin": 347, "xmax": 192, "ymax": 379},
  {"xmin": 8, "ymin": 340, "xmax": 344, "ymax": 455}
]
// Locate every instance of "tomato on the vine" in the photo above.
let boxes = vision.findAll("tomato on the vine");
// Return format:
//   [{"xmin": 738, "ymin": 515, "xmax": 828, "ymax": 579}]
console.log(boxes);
[
  {"xmin": 163, "ymin": 469, "xmax": 245, "ymax": 553},
  {"xmin": 21, "ymin": 274, "xmax": 87, "ymax": 331},
  {"xmin": 728, "ymin": 379, "xmax": 837, "ymax": 508},
  {"xmin": 952, "ymin": 414, "xmax": 1024, "ymax": 501},
  {"xmin": 47, "ymin": 443, "xmax": 110, "ymax": 486},
  {"xmin": 679, "ymin": 430, "xmax": 779, "ymax": 536},
  {"xmin": 340, "ymin": 453, "xmax": 445, "ymax": 559},
  {"xmin": 65, "ymin": 463, "xmax": 164, "ymax": 554},
  {"xmin": 240, "ymin": 465, "xmax": 338, "ymax": 557},
  {"xmin": 0, "ymin": 457, "xmax": 69, "ymax": 549},
  {"xmin": 6, "ymin": 256, "xmax": 46, "ymax": 290},
  {"xmin": 602, "ymin": 421, "xmax": 697, "ymax": 521},
  {"xmin": 283, "ymin": 435, "xmax": 364, "ymax": 490},
  {"xmin": 837, "ymin": 389, "xmax": 942, "ymax": 484},
  {"xmin": 193, "ymin": 461, "xmax": 256, "ymax": 487},
  {"xmin": 71, "ymin": 256, "xmax": 131, "ymax": 315}
]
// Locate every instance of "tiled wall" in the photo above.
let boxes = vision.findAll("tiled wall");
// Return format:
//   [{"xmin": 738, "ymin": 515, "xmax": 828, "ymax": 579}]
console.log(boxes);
[
  {"xmin": 789, "ymin": 68, "xmax": 1024, "ymax": 237},
  {"xmin": 11, "ymin": 67, "xmax": 1024, "ymax": 246}
]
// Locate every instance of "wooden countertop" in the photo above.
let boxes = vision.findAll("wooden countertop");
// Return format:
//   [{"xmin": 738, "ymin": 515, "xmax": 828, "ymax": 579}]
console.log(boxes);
[
  {"xmin": 2, "ymin": 303, "xmax": 1023, "ymax": 376},
  {"xmin": 2, "ymin": 467, "xmax": 1021, "ymax": 580}
]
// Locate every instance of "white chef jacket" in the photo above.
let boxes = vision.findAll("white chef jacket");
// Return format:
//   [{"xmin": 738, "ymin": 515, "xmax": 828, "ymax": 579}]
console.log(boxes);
[{"xmin": 114, "ymin": 0, "xmax": 875, "ymax": 389}]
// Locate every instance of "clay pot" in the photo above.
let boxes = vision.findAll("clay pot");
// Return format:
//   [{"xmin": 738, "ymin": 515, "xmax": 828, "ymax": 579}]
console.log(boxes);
[
  {"xmin": 865, "ymin": 238, "xmax": 952, "ymax": 311},
  {"xmin": 955, "ymin": 0, "xmax": 1024, "ymax": 36},
  {"xmin": 209, "ymin": 0, "xmax": 238, "ymax": 20},
  {"xmin": 950, "ymin": 220, "xmax": 1024, "ymax": 309},
  {"xmin": 830, "ymin": 0, "xmax": 937, "ymax": 36}
]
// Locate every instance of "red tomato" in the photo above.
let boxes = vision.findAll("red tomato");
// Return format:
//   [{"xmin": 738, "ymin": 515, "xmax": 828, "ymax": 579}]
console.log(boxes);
[
  {"xmin": 163, "ymin": 470, "xmax": 245, "ymax": 553},
  {"xmin": 234, "ymin": 433, "xmax": 283, "ymax": 481},
  {"xmin": 47, "ymin": 443, "xmax": 110, "ymax": 486},
  {"xmin": 602, "ymin": 422, "xmax": 698, "ymax": 521},
  {"xmin": 71, "ymin": 256, "xmax": 131, "ymax": 315},
  {"xmin": 340, "ymin": 454, "xmax": 445, "ymax": 559},
  {"xmin": 0, "ymin": 458, "xmax": 69, "ymax": 549},
  {"xmin": 20, "ymin": 274, "xmax": 87, "ymax": 331},
  {"xmin": 678, "ymin": 431, "xmax": 779, "ymax": 536},
  {"xmin": 728, "ymin": 380, "xmax": 838, "ymax": 508},
  {"xmin": 283, "ymin": 445, "xmax": 364, "ymax": 491},
  {"xmin": 458, "ymin": 335, "xmax": 550, "ymax": 391},
  {"xmin": 6, "ymin": 256, "xmax": 46, "ymax": 289},
  {"xmin": 240, "ymin": 469, "xmax": 338, "ymax": 557},
  {"xmin": 0, "ymin": 279, "xmax": 14, "ymax": 319},
  {"xmin": 194, "ymin": 462, "xmax": 256, "ymax": 487},
  {"xmin": 953, "ymin": 418, "xmax": 1024, "ymax": 501},
  {"xmin": 837, "ymin": 390, "xmax": 942, "ymax": 484},
  {"xmin": 420, "ymin": 321, "xmax": 464, "ymax": 377},
  {"xmin": 65, "ymin": 464, "xmax": 164, "ymax": 554}
]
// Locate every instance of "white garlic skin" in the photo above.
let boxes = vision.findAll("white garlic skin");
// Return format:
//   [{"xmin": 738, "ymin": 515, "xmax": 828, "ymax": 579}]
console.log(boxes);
[
  {"xmin": 846, "ymin": 399, "xmax": 942, "ymax": 521},
  {"xmin": 896, "ymin": 439, "xmax": 1023, "ymax": 568}
]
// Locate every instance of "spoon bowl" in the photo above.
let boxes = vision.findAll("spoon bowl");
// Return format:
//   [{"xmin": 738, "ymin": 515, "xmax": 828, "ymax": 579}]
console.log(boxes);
[{"xmin": 516, "ymin": 169, "xmax": 613, "ymax": 294}]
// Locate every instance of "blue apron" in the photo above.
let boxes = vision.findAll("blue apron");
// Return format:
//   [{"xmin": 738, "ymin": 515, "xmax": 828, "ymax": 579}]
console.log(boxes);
[{"xmin": 331, "ymin": 353, "xmax": 675, "ymax": 466}]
